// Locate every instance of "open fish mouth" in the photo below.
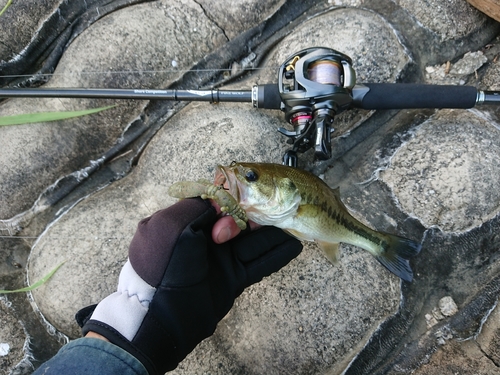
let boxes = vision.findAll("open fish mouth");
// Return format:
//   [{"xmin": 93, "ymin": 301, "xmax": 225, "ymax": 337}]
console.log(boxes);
[{"xmin": 214, "ymin": 165, "xmax": 240, "ymax": 201}]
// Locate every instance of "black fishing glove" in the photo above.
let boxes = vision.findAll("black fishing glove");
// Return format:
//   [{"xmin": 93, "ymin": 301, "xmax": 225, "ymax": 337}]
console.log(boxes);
[{"xmin": 76, "ymin": 198, "xmax": 302, "ymax": 375}]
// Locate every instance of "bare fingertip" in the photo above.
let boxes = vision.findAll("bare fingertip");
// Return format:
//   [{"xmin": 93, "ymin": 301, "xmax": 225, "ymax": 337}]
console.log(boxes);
[{"xmin": 216, "ymin": 226, "xmax": 232, "ymax": 244}]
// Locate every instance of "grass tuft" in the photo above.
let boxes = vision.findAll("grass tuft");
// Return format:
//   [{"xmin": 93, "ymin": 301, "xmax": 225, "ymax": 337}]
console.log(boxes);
[
  {"xmin": 0, "ymin": 105, "xmax": 116, "ymax": 126},
  {"xmin": 0, "ymin": 261, "xmax": 66, "ymax": 294}
]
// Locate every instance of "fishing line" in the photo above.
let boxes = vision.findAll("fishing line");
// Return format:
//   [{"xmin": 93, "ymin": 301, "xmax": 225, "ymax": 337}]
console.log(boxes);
[{"xmin": 0, "ymin": 66, "xmax": 281, "ymax": 81}]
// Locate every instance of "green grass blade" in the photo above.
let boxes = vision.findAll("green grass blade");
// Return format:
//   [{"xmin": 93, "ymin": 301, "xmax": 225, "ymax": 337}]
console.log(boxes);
[
  {"xmin": 0, "ymin": 0, "xmax": 12, "ymax": 17},
  {"xmin": 0, "ymin": 261, "xmax": 65, "ymax": 294},
  {"xmin": 0, "ymin": 105, "xmax": 116, "ymax": 126}
]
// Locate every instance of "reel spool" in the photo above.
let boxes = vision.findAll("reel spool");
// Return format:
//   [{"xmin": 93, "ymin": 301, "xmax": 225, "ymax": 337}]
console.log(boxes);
[{"xmin": 277, "ymin": 47, "xmax": 356, "ymax": 166}]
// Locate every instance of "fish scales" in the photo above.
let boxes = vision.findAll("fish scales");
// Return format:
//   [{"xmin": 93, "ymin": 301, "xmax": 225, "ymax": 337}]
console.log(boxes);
[
  {"xmin": 274, "ymin": 165, "xmax": 384, "ymax": 251},
  {"xmin": 169, "ymin": 162, "xmax": 422, "ymax": 281}
]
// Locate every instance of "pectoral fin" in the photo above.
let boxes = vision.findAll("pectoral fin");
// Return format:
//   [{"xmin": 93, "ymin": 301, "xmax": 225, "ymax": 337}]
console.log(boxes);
[
  {"xmin": 318, "ymin": 241, "xmax": 341, "ymax": 265},
  {"xmin": 283, "ymin": 228, "xmax": 314, "ymax": 242}
]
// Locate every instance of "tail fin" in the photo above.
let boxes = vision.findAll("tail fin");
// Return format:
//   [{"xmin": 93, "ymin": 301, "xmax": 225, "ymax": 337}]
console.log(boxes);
[{"xmin": 375, "ymin": 234, "xmax": 421, "ymax": 282}]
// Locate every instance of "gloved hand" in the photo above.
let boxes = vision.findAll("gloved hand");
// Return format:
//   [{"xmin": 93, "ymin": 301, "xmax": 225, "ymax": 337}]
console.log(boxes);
[{"xmin": 76, "ymin": 198, "xmax": 302, "ymax": 375}]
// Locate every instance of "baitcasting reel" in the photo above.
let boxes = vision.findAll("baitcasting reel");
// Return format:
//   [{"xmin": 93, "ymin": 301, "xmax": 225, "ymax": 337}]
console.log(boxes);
[{"xmin": 275, "ymin": 47, "xmax": 356, "ymax": 166}]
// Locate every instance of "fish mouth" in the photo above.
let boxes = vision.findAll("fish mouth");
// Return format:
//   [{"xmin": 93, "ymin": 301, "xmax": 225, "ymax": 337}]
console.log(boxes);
[{"xmin": 214, "ymin": 165, "xmax": 239, "ymax": 201}]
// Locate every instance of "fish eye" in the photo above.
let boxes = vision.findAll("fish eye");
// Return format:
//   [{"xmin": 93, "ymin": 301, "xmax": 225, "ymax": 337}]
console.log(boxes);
[
  {"xmin": 244, "ymin": 169, "xmax": 259, "ymax": 182},
  {"xmin": 230, "ymin": 161, "xmax": 237, "ymax": 167}
]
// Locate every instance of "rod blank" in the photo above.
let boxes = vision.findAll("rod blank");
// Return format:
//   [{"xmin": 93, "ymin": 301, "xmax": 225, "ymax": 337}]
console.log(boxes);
[{"xmin": 0, "ymin": 88, "xmax": 253, "ymax": 102}]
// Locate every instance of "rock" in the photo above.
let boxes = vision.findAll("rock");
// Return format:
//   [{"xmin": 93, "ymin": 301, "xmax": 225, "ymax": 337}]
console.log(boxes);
[
  {"xmin": 380, "ymin": 109, "xmax": 500, "ymax": 233},
  {"xmin": 0, "ymin": 0, "xmax": 228, "ymax": 220},
  {"xmin": 410, "ymin": 339, "xmax": 500, "ymax": 375},
  {"xmin": 432, "ymin": 307, "xmax": 445, "ymax": 320},
  {"xmin": 174, "ymin": 244, "xmax": 400, "ymax": 375},
  {"xmin": 425, "ymin": 313, "xmax": 439, "ymax": 329},
  {"xmin": 450, "ymin": 51, "xmax": 489, "ymax": 75},
  {"xmin": 425, "ymin": 50, "xmax": 489, "ymax": 84},
  {"xmin": 439, "ymin": 296, "xmax": 459, "ymax": 317},
  {"xmin": 196, "ymin": 0, "xmax": 284, "ymax": 39},
  {"xmin": 0, "ymin": 343, "xmax": 10, "ymax": 356},
  {"xmin": 476, "ymin": 302, "xmax": 500, "ymax": 366},
  {"xmin": 480, "ymin": 45, "xmax": 500, "ymax": 90},
  {"xmin": 3, "ymin": 0, "xmax": 500, "ymax": 374},
  {"xmin": 28, "ymin": 6, "xmax": 410, "ymax": 374},
  {"xmin": 0, "ymin": 0, "xmax": 61, "ymax": 62},
  {"xmin": 28, "ymin": 102, "xmax": 291, "ymax": 338},
  {"xmin": 394, "ymin": 0, "xmax": 488, "ymax": 42},
  {"xmin": 424, "ymin": 296, "xmax": 459, "ymax": 328},
  {"xmin": 0, "ymin": 297, "xmax": 30, "ymax": 374}
]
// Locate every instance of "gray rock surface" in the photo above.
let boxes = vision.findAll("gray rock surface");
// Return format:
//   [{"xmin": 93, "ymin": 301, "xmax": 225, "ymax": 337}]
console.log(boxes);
[
  {"xmin": 28, "ymin": 7, "xmax": 410, "ymax": 363},
  {"xmin": 425, "ymin": 50, "xmax": 489, "ymax": 84},
  {"xmin": 0, "ymin": 297, "xmax": 29, "ymax": 375},
  {"xmin": 0, "ymin": 0, "xmax": 61, "ymax": 62},
  {"xmin": 476, "ymin": 302, "xmax": 500, "ymax": 367},
  {"xmin": 196, "ymin": 0, "xmax": 285, "ymax": 39},
  {"xmin": 28, "ymin": 102, "xmax": 289, "ymax": 338},
  {"xmin": 395, "ymin": 0, "xmax": 487, "ymax": 42},
  {"xmin": 380, "ymin": 109, "xmax": 500, "ymax": 232},
  {"xmin": 2, "ymin": 0, "xmax": 500, "ymax": 374},
  {"xmin": 0, "ymin": 0, "xmax": 228, "ymax": 220}
]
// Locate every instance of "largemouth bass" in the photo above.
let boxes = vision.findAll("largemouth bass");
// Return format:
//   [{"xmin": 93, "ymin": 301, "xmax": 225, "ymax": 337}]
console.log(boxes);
[{"xmin": 169, "ymin": 162, "xmax": 421, "ymax": 281}]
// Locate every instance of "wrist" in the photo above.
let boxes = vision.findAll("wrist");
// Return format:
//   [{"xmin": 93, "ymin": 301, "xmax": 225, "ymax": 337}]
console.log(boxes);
[{"xmin": 85, "ymin": 331, "xmax": 109, "ymax": 342}]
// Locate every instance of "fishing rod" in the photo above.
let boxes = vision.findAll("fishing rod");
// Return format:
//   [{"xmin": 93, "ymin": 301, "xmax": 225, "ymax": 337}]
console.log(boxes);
[{"xmin": 1, "ymin": 46, "xmax": 500, "ymax": 167}]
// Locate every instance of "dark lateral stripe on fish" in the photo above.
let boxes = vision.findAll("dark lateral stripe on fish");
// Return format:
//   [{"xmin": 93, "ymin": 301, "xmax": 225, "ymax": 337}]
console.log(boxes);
[{"xmin": 308, "ymin": 195, "xmax": 384, "ymax": 249}]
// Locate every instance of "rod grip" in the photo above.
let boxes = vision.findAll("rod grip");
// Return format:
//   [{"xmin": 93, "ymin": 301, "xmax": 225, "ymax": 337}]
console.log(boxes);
[
  {"xmin": 353, "ymin": 83, "xmax": 478, "ymax": 110},
  {"xmin": 255, "ymin": 84, "xmax": 282, "ymax": 109}
]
